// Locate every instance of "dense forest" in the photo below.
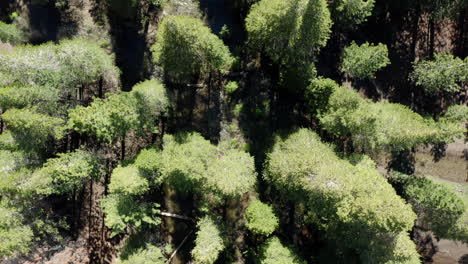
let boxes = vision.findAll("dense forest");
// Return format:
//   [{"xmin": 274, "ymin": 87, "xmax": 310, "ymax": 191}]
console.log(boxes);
[{"xmin": 0, "ymin": 0, "xmax": 467, "ymax": 263}]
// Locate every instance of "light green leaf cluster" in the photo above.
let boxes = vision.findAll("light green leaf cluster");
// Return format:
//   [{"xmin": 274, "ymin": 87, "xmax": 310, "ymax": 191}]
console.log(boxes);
[
  {"xmin": 245, "ymin": 199, "xmax": 278, "ymax": 236},
  {"xmin": 68, "ymin": 79, "xmax": 169, "ymax": 143},
  {"xmin": 101, "ymin": 194, "xmax": 160, "ymax": 237},
  {"xmin": 2, "ymin": 108, "xmax": 65, "ymax": 152},
  {"xmin": 160, "ymin": 133, "xmax": 256, "ymax": 198},
  {"xmin": 319, "ymin": 86, "xmax": 462, "ymax": 152},
  {"xmin": 0, "ymin": 85, "xmax": 59, "ymax": 113},
  {"xmin": 0, "ymin": 21, "xmax": 24, "ymax": 45},
  {"xmin": 152, "ymin": 15, "xmax": 234, "ymax": 83},
  {"xmin": 109, "ymin": 165, "xmax": 149, "ymax": 195},
  {"xmin": 257, "ymin": 236, "xmax": 305, "ymax": 264},
  {"xmin": 411, "ymin": 54, "xmax": 468, "ymax": 94},
  {"xmin": 305, "ymin": 77, "xmax": 339, "ymax": 115},
  {"xmin": 440, "ymin": 104, "xmax": 468, "ymax": 123},
  {"xmin": 245, "ymin": 0, "xmax": 332, "ymax": 65},
  {"xmin": 332, "ymin": 0, "xmax": 376, "ymax": 25},
  {"xmin": 0, "ymin": 39, "xmax": 118, "ymax": 91},
  {"xmin": 35, "ymin": 150, "xmax": 98, "ymax": 195},
  {"xmin": 341, "ymin": 42, "xmax": 390, "ymax": 79},
  {"xmin": 118, "ymin": 244, "xmax": 166, "ymax": 264},
  {"xmin": 362, "ymin": 232, "xmax": 421, "ymax": 264},
  {"xmin": 191, "ymin": 217, "xmax": 225, "ymax": 264},
  {"xmin": 264, "ymin": 129, "xmax": 417, "ymax": 259},
  {"xmin": 391, "ymin": 173, "xmax": 467, "ymax": 242},
  {"xmin": 0, "ymin": 205, "xmax": 33, "ymax": 258}
]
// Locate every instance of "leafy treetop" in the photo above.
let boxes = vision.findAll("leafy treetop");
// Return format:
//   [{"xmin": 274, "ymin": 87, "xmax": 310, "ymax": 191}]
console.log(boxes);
[{"xmin": 341, "ymin": 42, "xmax": 390, "ymax": 80}]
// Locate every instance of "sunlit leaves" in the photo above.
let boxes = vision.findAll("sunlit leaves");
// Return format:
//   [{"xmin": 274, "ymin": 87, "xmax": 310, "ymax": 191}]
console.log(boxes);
[
  {"xmin": 411, "ymin": 54, "xmax": 468, "ymax": 94},
  {"xmin": 257, "ymin": 237, "xmax": 305, "ymax": 264},
  {"xmin": 191, "ymin": 217, "xmax": 224, "ymax": 264},
  {"xmin": 245, "ymin": 0, "xmax": 332, "ymax": 65},
  {"xmin": 245, "ymin": 200, "xmax": 278, "ymax": 236},
  {"xmin": 341, "ymin": 42, "xmax": 390, "ymax": 79},
  {"xmin": 152, "ymin": 15, "xmax": 234, "ymax": 83}
]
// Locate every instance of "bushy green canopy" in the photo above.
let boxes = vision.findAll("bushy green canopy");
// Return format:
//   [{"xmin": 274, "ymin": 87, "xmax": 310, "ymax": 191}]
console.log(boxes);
[
  {"xmin": 68, "ymin": 79, "xmax": 169, "ymax": 143},
  {"xmin": 257, "ymin": 236, "xmax": 305, "ymax": 264},
  {"xmin": 411, "ymin": 54, "xmax": 468, "ymax": 94},
  {"xmin": 245, "ymin": 199, "xmax": 279, "ymax": 236},
  {"xmin": 152, "ymin": 15, "xmax": 234, "ymax": 83},
  {"xmin": 118, "ymin": 244, "xmax": 166, "ymax": 264},
  {"xmin": 319, "ymin": 86, "xmax": 464, "ymax": 152},
  {"xmin": 305, "ymin": 77, "xmax": 339, "ymax": 115},
  {"xmin": 0, "ymin": 205, "xmax": 33, "ymax": 258},
  {"xmin": 0, "ymin": 21, "xmax": 24, "ymax": 45},
  {"xmin": 109, "ymin": 165, "xmax": 149, "ymax": 195},
  {"xmin": 34, "ymin": 149, "xmax": 98, "ymax": 195},
  {"xmin": 390, "ymin": 173, "xmax": 467, "ymax": 242},
  {"xmin": 264, "ymin": 129, "xmax": 418, "ymax": 260},
  {"xmin": 341, "ymin": 42, "xmax": 390, "ymax": 79},
  {"xmin": 245, "ymin": 0, "xmax": 332, "ymax": 65},
  {"xmin": 159, "ymin": 133, "xmax": 256, "ymax": 198},
  {"xmin": 101, "ymin": 194, "xmax": 160, "ymax": 237},
  {"xmin": 0, "ymin": 85, "xmax": 59, "ymax": 113},
  {"xmin": 0, "ymin": 39, "xmax": 118, "ymax": 91},
  {"xmin": 331, "ymin": 0, "xmax": 376, "ymax": 25},
  {"xmin": 191, "ymin": 217, "xmax": 224, "ymax": 264},
  {"xmin": 2, "ymin": 108, "xmax": 65, "ymax": 152}
]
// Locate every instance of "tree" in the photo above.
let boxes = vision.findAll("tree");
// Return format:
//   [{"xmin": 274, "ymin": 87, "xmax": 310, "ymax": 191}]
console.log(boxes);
[
  {"xmin": 68, "ymin": 79, "xmax": 169, "ymax": 144},
  {"xmin": 264, "ymin": 129, "xmax": 418, "ymax": 261},
  {"xmin": 152, "ymin": 15, "xmax": 234, "ymax": 83},
  {"xmin": 245, "ymin": 200, "xmax": 278, "ymax": 236},
  {"xmin": 319, "ymin": 86, "xmax": 465, "ymax": 152},
  {"xmin": 0, "ymin": 205, "xmax": 33, "ymax": 258},
  {"xmin": 341, "ymin": 42, "xmax": 390, "ymax": 80},
  {"xmin": 390, "ymin": 173, "xmax": 466, "ymax": 242},
  {"xmin": 245, "ymin": 0, "xmax": 332, "ymax": 66},
  {"xmin": 257, "ymin": 236, "xmax": 305, "ymax": 264},
  {"xmin": 108, "ymin": 165, "xmax": 149, "ymax": 196},
  {"xmin": 191, "ymin": 217, "xmax": 225, "ymax": 264},
  {"xmin": 330, "ymin": 0, "xmax": 376, "ymax": 26},
  {"xmin": 1, "ymin": 108, "xmax": 65, "ymax": 153},
  {"xmin": 0, "ymin": 39, "xmax": 118, "ymax": 93},
  {"xmin": 410, "ymin": 54, "xmax": 468, "ymax": 94},
  {"xmin": 0, "ymin": 21, "xmax": 24, "ymax": 45},
  {"xmin": 118, "ymin": 244, "xmax": 166, "ymax": 264},
  {"xmin": 305, "ymin": 77, "xmax": 339, "ymax": 115},
  {"xmin": 33, "ymin": 149, "xmax": 99, "ymax": 195}
]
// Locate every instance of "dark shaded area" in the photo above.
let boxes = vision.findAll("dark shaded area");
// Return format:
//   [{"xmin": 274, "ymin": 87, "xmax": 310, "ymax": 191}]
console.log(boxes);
[
  {"xmin": 107, "ymin": 1, "xmax": 151, "ymax": 91},
  {"xmin": 28, "ymin": 2, "xmax": 60, "ymax": 44}
]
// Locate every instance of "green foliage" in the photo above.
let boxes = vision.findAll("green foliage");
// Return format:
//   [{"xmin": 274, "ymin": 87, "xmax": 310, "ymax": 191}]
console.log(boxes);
[
  {"xmin": 0, "ymin": 85, "xmax": 59, "ymax": 113},
  {"xmin": 257, "ymin": 236, "xmax": 305, "ymax": 264},
  {"xmin": 245, "ymin": 200, "xmax": 278, "ymax": 236},
  {"xmin": 411, "ymin": 54, "xmax": 468, "ymax": 94},
  {"xmin": 109, "ymin": 165, "xmax": 149, "ymax": 195},
  {"xmin": 390, "ymin": 173, "xmax": 465, "ymax": 240},
  {"xmin": 441, "ymin": 104, "xmax": 468, "ymax": 123},
  {"xmin": 0, "ymin": 39, "xmax": 118, "ymax": 91},
  {"xmin": 362, "ymin": 232, "xmax": 421, "ymax": 264},
  {"xmin": 245, "ymin": 0, "xmax": 332, "ymax": 65},
  {"xmin": 0, "ymin": 205, "xmax": 33, "ymax": 257},
  {"xmin": 341, "ymin": 42, "xmax": 390, "ymax": 79},
  {"xmin": 101, "ymin": 195, "xmax": 160, "ymax": 237},
  {"xmin": 68, "ymin": 80, "xmax": 169, "ymax": 143},
  {"xmin": 225, "ymin": 81, "xmax": 239, "ymax": 94},
  {"xmin": 305, "ymin": 77, "xmax": 339, "ymax": 115},
  {"xmin": 152, "ymin": 15, "xmax": 234, "ymax": 83},
  {"xmin": 158, "ymin": 133, "xmax": 256, "ymax": 198},
  {"xmin": 2, "ymin": 108, "xmax": 65, "ymax": 152},
  {"xmin": 319, "ymin": 86, "xmax": 462, "ymax": 152},
  {"xmin": 36, "ymin": 150, "xmax": 98, "ymax": 194},
  {"xmin": 331, "ymin": 0, "xmax": 376, "ymax": 25},
  {"xmin": 118, "ymin": 244, "xmax": 166, "ymax": 264},
  {"xmin": 0, "ymin": 21, "xmax": 24, "ymax": 45},
  {"xmin": 264, "ymin": 129, "xmax": 417, "ymax": 257},
  {"xmin": 192, "ymin": 217, "xmax": 224, "ymax": 264}
]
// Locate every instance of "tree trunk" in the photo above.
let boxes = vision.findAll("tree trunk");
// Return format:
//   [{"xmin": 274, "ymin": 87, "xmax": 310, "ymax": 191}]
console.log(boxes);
[
  {"xmin": 121, "ymin": 136, "xmax": 126, "ymax": 161},
  {"xmin": 428, "ymin": 17, "xmax": 435, "ymax": 58},
  {"xmin": 98, "ymin": 77, "xmax": 104, "ymax": 98}
]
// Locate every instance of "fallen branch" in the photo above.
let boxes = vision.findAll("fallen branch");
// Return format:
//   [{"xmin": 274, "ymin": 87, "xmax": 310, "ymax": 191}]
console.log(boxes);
[
  {"xmin": 165, "ymin": 230, "xmax": 194, "ymax": 264},
  {"xmin": 159, "ymin": 211, "xmax": 194, "ymax": 221}
]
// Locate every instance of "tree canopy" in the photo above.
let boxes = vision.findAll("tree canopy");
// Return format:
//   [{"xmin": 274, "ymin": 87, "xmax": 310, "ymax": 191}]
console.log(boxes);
[
  {"xmin": 341, "ymin": 42, "xmax": 390, "ymax": 80},
  {"xmin": 152, "ymin": 15, "xmax": 234, "ymax": 83}
]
